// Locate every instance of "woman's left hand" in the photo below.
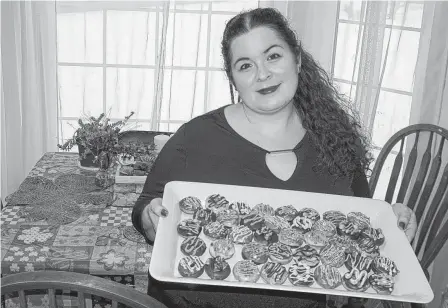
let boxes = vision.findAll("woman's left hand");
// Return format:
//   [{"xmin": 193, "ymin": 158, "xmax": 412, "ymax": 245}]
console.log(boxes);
[{"xmin": 392, "ymin": 203, "xmax": 417, "ymax": 242}]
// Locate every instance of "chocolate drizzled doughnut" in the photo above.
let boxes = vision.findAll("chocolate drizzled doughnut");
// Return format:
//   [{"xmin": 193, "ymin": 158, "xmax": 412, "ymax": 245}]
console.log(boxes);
[
  {"xmin": 268, "ymin": 242, "xmax": 292, "ymax": 265},
  {"xmin": 240, "ymin": 212, "xmax": 265, "ymax": 231},
  {"xmin": 372, "ymin": 256, "xmax": 399, "ymax": 277},
  {"xmin": 291, "ymin": 216, "xmax": 315, "ymax": 233},
  {"xmin": 217, "ymin": 209, "xmax": 240, "ymax": 227},
  {"xmin": 297, "ymin": 208, "xmax": 321, "ymax": 222},
  {"xmin": 229, "ymin": 225, "xmax": 253, "ymax": 244},
  {"xmin": 312, "ymin": 219, "xmax": 337, "ymax": 237},
  {"xmin": 278, "ymin": 228, "xmax": 304, "ymax": 248},
  {"xmin": 314, "ymin": 264, "xmax": 342, "ymax": 289},
  {"xmin": 342, "ymin": 268, "xmax": 370, "ymax": 292},
  {"xmin": 179, "ymin": 196, "xmax": 202, "ymax": 214},
  {"xmin": 203, "ymin": 221, "xmax": 228, "ymax": 240},
  {"xmin": 178, "ymin": 256, "xmax": 204, "ymax": 278},
  {"xmin": 356, "ymin": 235, "xmax": 380, "ymax": 256},
  {"xmin": 369, "ymin": 273, "xmax": 395, "ymax": 295},
  {"xmin": 323, "ymin": 210, "xmax": 346, "ymax": 227},
  {"xmin": 241, "ymin": 242, "xmax": 269, "ymax": 265},
  {"xmin": 344, "ymin": 246, "xmax": 374, "ymax": 272},
  {"xmin": 360, "ymin": 227, "xmax": 385, "ymax": 246},
  {"xmin": 254, "ymin": 226, "xmax": 279, "ymax": 245},
  {"xmin": 288, "ymin": 260, "xmax": 315, "ymax": 286},
  {"xmin": 177, "ymin": 219, "xmax": 202, "ymax": 238},
  {"xmin": 264, "ymin": 215, "xmax": 290, "ymax": 233},
  {"xmin": 347, "ymin": 212, "xmax": 370, "ymax": 229},
  {"xmin": 229, "ymin": 201, "xmax": 251, "ymax": 216},
  {"xmin": 337, "ymin": 220, "xmax": 361, "ymax": 240},
  {"xmin": 193, "ymin": 208, "xmax": 216, "ymax": 226},
  {"xmin": 206, "ymin": 194, "xmax": 230, "ymax": 212},
  {"xmin": 233, "ymin": 260, "xmax": 260, "ymax": 282},
  {"xmin": 205, "ymin": 256, "xmax": 231, "ymax": 280},
  {"xmin": 260, "ymin": 261, "xmax": 288, "ymax": 285},
  {"xmin": 319, "ymin": 242, "xmax": 345, "ymax": 268},
  {"xmin": 292, "ymin": 244, "xmax": 320, "ymax": 268},
  {"xmin": 180, "ymin": 237, "xmax": 206, "ymax": 257},
  {"xmin": 251, "ymin": 203, "xmax": 275, "ymax": 217},
  {"xmin": 275, "ymin": 205, "xmax": 299, "ymax": 222}
]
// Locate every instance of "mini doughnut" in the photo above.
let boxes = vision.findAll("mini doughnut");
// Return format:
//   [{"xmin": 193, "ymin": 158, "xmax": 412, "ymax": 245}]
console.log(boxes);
[
  {"xmin": 178, "ymin": 256, "xmax": 204, "ymax": 278},
  {"xmin": 209, "ymin": 239, "xmax": 235, "ymax": 260},
  {"xmin": 251, "ymin": 203, "xmax": 275, "ymax": 217},
  {"xmin": 268, "ymin": 242, "xmax": 293, "ymax": 265},
  {"xmin": 337, "ymin": 220, "xmax": 361, "ymax": 240},
  {"xmin": 206, "ymin": 194, "xmax": 230, "ymax": 212},
  {"xmin": 229, "ymin": 201, "xmax": 251, "ymax": 216},
  {"xmin": 254, "ymin": 226, "xmax": 279, "ymax": 245},
  {"xmin": 329, "ymin": 235, "xmax": 356, "ymax": 250},
  {"xmin": 193, "ymin": 208, "xmax": 217, "ymax": 226},
  {"xmin": 347, "ymin": 212, "xmax": 370, "ymax": 230},
  {"xmin": 372, "ymin": 256, "xmax": 399, "ymax": 277},
  {"xmin": 342, "ymin": 268, "xmax": 370, "ymax": 292},
  {"xmin": 291, "ymin": 216, "xmax": 315, "ymax": 233},
  {"xmin": 204, "ymin": 257, "xmax": 231, "ymax": 280},
  {"xmin": 356, "ymin": 235, "xmax": 380, "ymax": 256},
  {"xmin": 229, "ymin": 225, "xmax": 253, "ymax": 244},
  {"xmin": 180, "ymin": 236, "xmax": 206, "ymax": 257},
  {"xmin": 179, "ymin": 196, "xmax": 202, "ymax": 214},
  {"xmin": 303, "ymin": 230, "xmax": 329, "ymax": 248},
  {"xmin": 312, "ymin": 220, "xmax": 337, "ymax": 237},
  {"xmin": 233, "ymin": 260, "xmax": 260, "ymax": 282},
  {"xmin": 260, "ymin": 261, "xmax": 288, "ymax": 285},
  {"xmin": 264, "ymin": 215, "xmax": 290, "ymax": 233},
  {"xmin": 275, "ymin": 205, "xmax": 299, "ymax": 222},
  {"xmin": 297, "ymin": 208, "xmax": 321, "ymax": 222},
  {"xmin": 344, "ymin": 246, "xmax": 374, "ymax": 272},
  {"xmin": 241, "ymin": 242, "xmax": 269, "ymax": 265},
  {"xmin": 323, "ymin": 210, "xmax": 346, "ymax": 227},
  {"xmin": 177, "ymin": 219, "xmax": 202, "ymax": 238},
  {"xmin": 288, "ymin": 259, "xmax": 315, "ymax": 286},
  {"xmin": 369, "ymin": 273, "xmax": 395, "ymax": 295},
  {"xmin": 319, "ymin": 242, "xmax": 345, "ymax": 268},
  {"xmin": 240, "ymin": 212, "xmax": 265, "ymax": 231},
  {"xmin": 360, "ymin": 227, "xmax": 385, "ymax": 246},
  {"xmin": 278, "ymin": 228, "xmax": 304, "ymax": 248},
  {"xmin": 292, "ymin": 244, "xmax": 320, "ymax": 268},
  {"xmin": 314, "ymin": 264, "xmax": 342, "ymax": 289},
  {"xmin": 217, "ymin": 209, "xmax": 240, "ymax": 228},
  {"xmin": 203, "ymin": 221, "xmax": 228, "ymax": 240}
]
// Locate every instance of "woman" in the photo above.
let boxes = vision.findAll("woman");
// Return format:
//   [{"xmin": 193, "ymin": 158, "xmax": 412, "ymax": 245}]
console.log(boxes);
[{"xmin": 132, "ymin": 8, "xmax": 416, "ymax": 308}]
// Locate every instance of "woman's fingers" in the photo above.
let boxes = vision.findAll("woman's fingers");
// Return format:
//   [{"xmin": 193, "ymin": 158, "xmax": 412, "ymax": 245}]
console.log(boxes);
[
  {"xmin": 405, "ymin": 211, "xmax": 417, "ymax": 242},
  {"xmin": 149, "ymin": 198, "xmax": 169, "ymax": 218},
  {"xmin": 392, "ymin": 203, "xmax": 417, "ymax": 243},
  {"xmin": 141, "ymin": 198, "xmax": 168, "ymax": 243}
]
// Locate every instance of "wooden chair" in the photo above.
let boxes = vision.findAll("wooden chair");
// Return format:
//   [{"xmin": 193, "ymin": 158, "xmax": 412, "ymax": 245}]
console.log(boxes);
[
  {"xmin": 369, "ymin": 124, "xmax": 448, "ymax": 308},
  {"xmin": 1, "ymin": 271, "xmax": 168, "ymax": 308}
]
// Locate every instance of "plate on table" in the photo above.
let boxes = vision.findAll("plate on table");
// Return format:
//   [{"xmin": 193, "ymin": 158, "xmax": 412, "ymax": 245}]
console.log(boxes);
[{"xmin": 150, "ymin": 181, "xmax": 433, "ymax": 304}]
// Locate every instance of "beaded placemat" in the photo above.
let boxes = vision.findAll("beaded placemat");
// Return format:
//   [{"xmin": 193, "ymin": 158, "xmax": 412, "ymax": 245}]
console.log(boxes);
[
  {"xmin": 54, "ymin": 174, "xmax": 99, "ymax": 193},
  {"xmin": 21, "ymin": 201, "xmax": 82, "ymax": 225},
  {"xmin": 73, "ymin": 192, "xmax": 113, "ymax": 205}
]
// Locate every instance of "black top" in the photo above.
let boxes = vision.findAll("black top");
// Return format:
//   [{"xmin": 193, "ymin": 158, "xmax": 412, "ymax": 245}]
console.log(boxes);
[{"xmin": 132, "ymin": 105, "xmax": 370, "ymax": 234}]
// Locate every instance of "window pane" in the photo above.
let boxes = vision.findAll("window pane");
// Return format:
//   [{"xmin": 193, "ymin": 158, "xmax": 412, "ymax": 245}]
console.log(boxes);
[
  {"xmin": 158, "ymin": 122, "xmax": 183, "ymax": 133},
  {"xmin": 372, "ymin": 91, "xmax": 411, "ymax": 148},
  {"xmin": 128, "ymin": 121, "xmax": 151, "ymax": 131},
  {"xmin": 106, "ymin": 11, "xmax": 157, "ymax": 65},
  {"xmin": 333, "ymin": 81, "xmax": 357, "ymax": 102},
  {"xmin": 171, "ymin": 2, "xmax": 210, "ymax": 11},
  {"xmin": 58, "ymin": 66, "xmax": 103, "ymax": 117},
  {"xmin": 57, "ymin": 11, "xmax": 103, "ymax": 63},
  {"xmin": 386, "ymin": 1, "xmax": 423, "ymax": 28},
  {"xmin": 381, "ymin": 29, "xmax": 420, "ymax": 93},
  {"xmin": 106, "ymin": 68, "xmax": 155, "ymax": 120},
  {"xmin": 164, "ymin": 13, "xmax": 209, "ymax": 67},
  {"xmin": 333, "ymin": 23, "xmax": 362, "ymax": 82},
  {"xmin": 207, "ymin": 71, "xmax": 232, "ymax": 111},
  {"xmin": 371, "ymin": 148, "xmax": 402, "ymax": 201},
  {"xmin": 339, "ymin": 1, "xmax": 363, "ymax": 21},
  {"xmin": 58, "ymin": 120, "xmax": 79, "ymax": 148},
  {"xmin": 210, "ymin": 15, "xmax": 234, "ymax": 68},
  {"xmin": 211, "ymin": 1, "xmax": 258, "ymax": 12},
  {"xmin": 160, "ymin": 70, "xmax": 206, "ymax": 121}
]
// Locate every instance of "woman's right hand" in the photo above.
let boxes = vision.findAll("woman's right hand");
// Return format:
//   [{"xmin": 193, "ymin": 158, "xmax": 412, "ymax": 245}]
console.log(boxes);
[{"xmin": 141, "ymin": 197, "xmax": 169, "ymax": 243}]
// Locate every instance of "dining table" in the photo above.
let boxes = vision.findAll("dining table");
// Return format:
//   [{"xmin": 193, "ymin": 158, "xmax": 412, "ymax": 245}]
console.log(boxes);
[{"xmin": 1, "ymin": 152, "xmax": 152, "ymax": 308}]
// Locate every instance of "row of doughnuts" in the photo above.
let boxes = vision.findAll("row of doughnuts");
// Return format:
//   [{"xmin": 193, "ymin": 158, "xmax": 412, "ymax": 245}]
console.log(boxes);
[{"xmin": 176, "ymin": 194, "xmax": 398, "ymax": 295}]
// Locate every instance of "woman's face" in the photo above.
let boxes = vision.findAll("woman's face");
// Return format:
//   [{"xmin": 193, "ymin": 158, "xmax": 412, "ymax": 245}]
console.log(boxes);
[{"xmin": 229, "ymin": 26, "xmax": 299, "ymax": 114}]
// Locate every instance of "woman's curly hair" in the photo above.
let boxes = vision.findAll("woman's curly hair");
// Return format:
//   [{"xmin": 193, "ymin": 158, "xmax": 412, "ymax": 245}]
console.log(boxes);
[{"xmin": 222, "ymin": 8, "xmax": 374, "ymax": 179}]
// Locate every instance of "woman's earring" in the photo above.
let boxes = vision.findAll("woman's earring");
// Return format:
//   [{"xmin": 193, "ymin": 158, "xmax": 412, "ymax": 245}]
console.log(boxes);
[{"xmin": 238, "ymin": 96, "xmax": 243, "ymax": 103}]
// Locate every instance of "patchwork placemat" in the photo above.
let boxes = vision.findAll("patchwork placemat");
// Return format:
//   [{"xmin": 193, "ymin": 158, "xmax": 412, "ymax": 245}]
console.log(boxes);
[{"xmin": 100, "ymin": 207, "xmax": 133, "ymax": 227}]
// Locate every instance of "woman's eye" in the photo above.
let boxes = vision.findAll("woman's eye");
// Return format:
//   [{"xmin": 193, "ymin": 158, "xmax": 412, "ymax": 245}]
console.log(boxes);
[
  {"xmin": 239, "ymin": 63, "xmax": 251, "ymax": 70},
  {"xmin": 268, "ymin": 53, "xmax": 281, "ymax": 60}
]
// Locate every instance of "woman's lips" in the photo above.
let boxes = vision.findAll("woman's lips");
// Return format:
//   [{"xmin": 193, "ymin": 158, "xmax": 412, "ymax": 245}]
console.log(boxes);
[{"xmin": 256, "ymin": 84, "xmax": 281, "ymax": 95}]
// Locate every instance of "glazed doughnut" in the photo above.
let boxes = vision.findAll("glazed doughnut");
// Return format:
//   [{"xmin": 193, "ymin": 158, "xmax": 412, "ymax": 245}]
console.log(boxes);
[
  {"xmin": 278, "ymin": 228, "xmax": 304, "ymax": 248},
  {"xmin": 312, "ymin": 219, "xmax": 337, "ymax": 237},
  {"xmin": 303, "ymin": 230, "xmax": 329, "ymax": 248},
  {"xmin": 241, "ymin": 242, "xmax": 269, "ymax": 265},
  {"xmin": 233, "ymin": 260, "xmax": 260, "ymax": 282},
  {"xmin": 360, "ymin": 227, "xmax": 385, "ymax": 246},
  {"xmin": 204, "ymin": 257, "xmax": 231, "ymax": 280},
  {"xmin": 275, "ymin": 205, "xmax": 299, "ymax": 222},
  {"xmin": 337, "ymin": 220, "xmax": 361, "ymax": 240},
  {"xmin": 193, "ymin": 208, "xmax": 217, "ymax": 226},
  {"xmin": 209, "ymin": 239, "xmax": 235, "ymax": 260},
  {"xmin": 291, "ymin": 216, "xmax": 315, "ymax": 233},
  {"xmin": 178, "ymin": 256, "xmax": 204, "ymax": 278},
  {"xmin": 288, "ymin": 259, "xmax": 315, "ymax": 286},
  {"xmin": 292, "ymin": 244, "xmax": 320, "ymax": 268},
  {"xmin": 329, "ymin": 235, "xmax": 356, "ymax": 250},
  {"xmin": 369, "ymin": 273, "xmax": 395, "ymax": 295},
  {"xmin": 177, "ymin": 219, "xmax": 202, "ymax": 238},
  {"xmin": 297, "ymin": 208, "xmax": 321, "ymax": 222},
  {"xmin": 344, "ymin": 246, "xmax": 374, "ymax": 272},
  {"xmin": 206, "ymin": 194, "xmax": 230, "ymax": 212},
  {"xmin": 254, "ymin": 226, "xmax": 279, "ymax": 245},
  {"xmin": 216, "ymin": 209, "xmax": 240, "ymax": 228},
  {"xmin": 356, "ymin": 235, "xmax": 380, "ymax": 256},
  {"xmin": 260, "ymin": 261, "xmax": 288, "ymax": 285},
  {"xmin": 240, "ymin": 212, "xmax": 265, "ymax": 231},
  {"xmin": 179, "ymin": 196, "xmax": 202, "ymax": 215},
  {"xmin": 314, "ymin": 264, "xmax": 342, "ymax": 289},
  {"xmin": 323, "ymin": 210, "xmax": 346, "ymax": 227},
  {"xmin": 180, "ymin": 236, "xmax": 207, "ymax": 257},
  {"xmin": 372, "ymin": 256, "xmax": 399, "ymax": 277},
  {"xmin": 251, "ymin": 203, "xmax": 275, "ymax": 217},
  {"xmin": 267, "ymin": 242, "xmax": 292, "ymax": 265},
  {"xmin": 342, "ymin": 268, "xmax": 370, "ymax": 292},
  {"xmin": 229, "ymin": 225, "xmax": 253, "ymax": 244},
  {"xmin": 229, "ymin": 201, "xmax": 251, "ymax": 216},
  {"xmin": 319, "ymin": 242, "xmax": 345, "ymax": 268},
  {"xmin": 203, "ymin": 221, "xmax": 228, "ymax": 240},
  {"xmin": 347, "ymin": 212, "xmax": 370, "ymax": 230},
  {"xmin": 264, "ymin": 215, "xmax": 290, "ymax": 233}
]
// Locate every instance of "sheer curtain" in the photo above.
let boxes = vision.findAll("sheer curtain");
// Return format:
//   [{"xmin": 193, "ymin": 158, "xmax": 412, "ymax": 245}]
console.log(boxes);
[{"xmin": 0, "ymin": 1, "xmax": 58, "ymax": 198}]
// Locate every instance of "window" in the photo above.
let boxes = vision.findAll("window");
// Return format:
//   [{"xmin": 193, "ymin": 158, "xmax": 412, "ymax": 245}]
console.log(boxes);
[
  {"xmin": 331, "ymin": 1, "xmax": 424, "ymax": 198},
  {"xmin": 56, "ymin": 1, "xmax": 259, "ymax": 148}
]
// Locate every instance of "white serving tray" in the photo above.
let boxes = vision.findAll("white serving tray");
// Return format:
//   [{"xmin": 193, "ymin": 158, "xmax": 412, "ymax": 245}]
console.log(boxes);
[{"xmin": 150, "ymin": 181, "xmax": 434, "ymax": 304}]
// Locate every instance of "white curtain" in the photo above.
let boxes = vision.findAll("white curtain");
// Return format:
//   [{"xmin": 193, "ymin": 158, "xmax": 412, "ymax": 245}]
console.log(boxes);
[{"xmin": 0, "ymin": 1, "xmax": 58, "ymax": 198}]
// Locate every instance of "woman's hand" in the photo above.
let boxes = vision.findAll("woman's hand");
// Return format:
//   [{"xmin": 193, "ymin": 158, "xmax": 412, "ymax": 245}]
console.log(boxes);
[
  {"xmin": 392, "ymin": 203, "xmax": 417, "ymax": 242},
  {"xmin": 141, "ymin": 198, "xmax": 168, "ymax": 243}
]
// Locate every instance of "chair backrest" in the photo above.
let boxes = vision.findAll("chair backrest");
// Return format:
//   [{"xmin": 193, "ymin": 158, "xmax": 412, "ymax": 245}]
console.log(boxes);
[
  {"xmin": 369, "ymin": 124, "xmax": 448, "ymax": 270},
  {"xmin": 1, "ymin": 271, "xmax": 168, "ymax": 308}
]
